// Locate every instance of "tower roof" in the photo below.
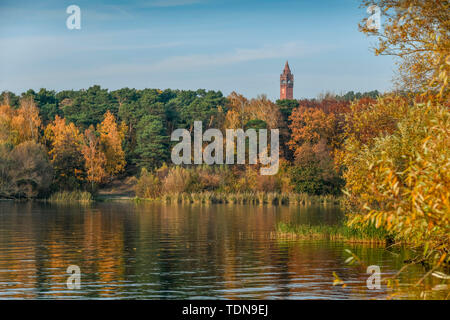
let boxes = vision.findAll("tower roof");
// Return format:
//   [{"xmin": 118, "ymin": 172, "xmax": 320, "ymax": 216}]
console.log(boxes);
[{"xmin": 283, "ymin": 61, "xmax": 291, "ymax": 73}]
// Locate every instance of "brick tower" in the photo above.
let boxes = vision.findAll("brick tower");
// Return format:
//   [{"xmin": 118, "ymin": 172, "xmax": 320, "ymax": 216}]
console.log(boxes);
[{"xmin": 280, "ymin": 61, "xmax": 294, "ymax": 100}]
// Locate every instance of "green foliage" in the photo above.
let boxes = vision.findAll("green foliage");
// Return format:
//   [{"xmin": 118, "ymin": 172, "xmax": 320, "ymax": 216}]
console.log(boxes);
[
  {"xmin": 176, "ymin": 89, "xmax": 227, "ymax": 130},
  {"xmin": 337, "ymin": 90, "xmax": 380, "ymax": 101},
  {"xmin": 0, "ymin": 91, "xmax": 19, "ymax": 108},
  {"xmin": 276, "ymin": 221, "xmax": 390, "ymax": 242},
  {"xmin": 244, "ymin": 119, "xmax": 267, "ymax": 130},
  {"xmin": 34, "ymin": 88, "xmax": 61, "ymax": 123},
  {"xmin": 58, "ymin": 85, "xmax": 118, "ymax": 128},
  {"xmin": 135, "ymin": 115, "xmax": 169, "ymax": 170},
  {"xmin": 275, "ymin": 99, "xmax": 299, "ymax": 122},
  {"xmin": 289, "ymin": 164, "xmax": 343, "ymax": 195}
]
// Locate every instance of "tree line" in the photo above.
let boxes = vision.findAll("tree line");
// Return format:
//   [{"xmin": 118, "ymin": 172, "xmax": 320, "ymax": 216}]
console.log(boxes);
[{"xmin": 0, "ymin": 86, "xmax": 383, "ymax": 199}]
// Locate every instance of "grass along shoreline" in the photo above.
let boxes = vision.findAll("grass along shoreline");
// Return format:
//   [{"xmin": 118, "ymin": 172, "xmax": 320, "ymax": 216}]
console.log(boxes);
[
  {"xmin": 140, "ymin": 192, "xmax": 341, "ymax": 205},
  {"xmin": 43, "ymin": 191, "xmax": 340, "ymax": 205},
  {"xmin": 47, "ymin": 191, "xmax": 93, "ymax": 203},
  {"xmin": 276, "ymin": 222, "xmax": 392, "ymax": 244}
]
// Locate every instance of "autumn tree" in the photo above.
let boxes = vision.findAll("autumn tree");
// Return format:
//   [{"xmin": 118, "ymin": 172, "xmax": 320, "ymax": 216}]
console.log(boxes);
[
  {"xmin": 45, "ymin": 116, "xmax": 85, "ymax": 189},
  {"xmin": 0, "ymin": 103, "xmax": 14, "ymax": 144},
  {"xmin": 359, "ymin": 0, "xmax": 450, "ymax": 99},
  {"xmin": 13, "ymin": 96, "xmax": 41, "ymax": 143},
  {"xmin": 225, "ymin": 92, "xmax": 282, "ymax": 129},
  {"xmin": 0, "ymin": 97, "xmax": 41, "ymax": 145},
  {"xmin": 288, "ymin": 106, "xmax": 336, "ymax": 160},
  {"xmin": 224, "ymin": 93, "xmax": 285, "ymax": 171},
  {"xmin": 343, "ymin": 101, "xmax": 450, "ymax": 267},
  {"xmin": 287, "ymin": 106, "xmax": 343, "ymax": 194},
  {"xmin": 97, "ymin": 111, "xmax": 126, "ymax": 179},
  {"xmin": 341, "ymin": 95, "xmax": 409, "ymax": 147},
  {"xmin": 0, "ymin": 97, "xmax": 52, "ymax": 198},
  {"xmin": 82, "ymin": 126, "xmax": 107, "ymax": 189}
]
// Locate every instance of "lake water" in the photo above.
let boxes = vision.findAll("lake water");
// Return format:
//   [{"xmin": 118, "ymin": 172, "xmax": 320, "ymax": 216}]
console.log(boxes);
[{"xmin": 0, "ymin": 201, "xmax": 439, "ymax": 299}]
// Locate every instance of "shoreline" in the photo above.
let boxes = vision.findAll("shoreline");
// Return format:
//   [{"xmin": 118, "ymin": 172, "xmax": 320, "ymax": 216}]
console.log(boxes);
[{"xmin": 10, "ymin": 191, "xmax": 342, "ymax": 206}]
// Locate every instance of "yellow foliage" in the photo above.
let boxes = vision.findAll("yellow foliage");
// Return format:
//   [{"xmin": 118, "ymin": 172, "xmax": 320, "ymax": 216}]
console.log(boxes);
[
  {"xmin": 45, "ymin": 116, "xmax": 84, "ymax": 183},
  {"xmin": 360, "ymin": 0, "xmax": 450, "ymax": 100},
  {"xmin": 343, "ymin": 100, "xmax": 450, "ymax": 266},
  {"xmin": 82, "ymin": 126, "xmax": 107, "ymax": 185},
  {"xmin": 135, "ymin": 168, "xmax": 161, "ymax": 199},
  {"xmin": 225, "ymin": 92, "xmax": 283, "ymax": 129},
  {"xmin": 0, "ymin": 97, "xmax": 41, "ymax": 145},
  {"xmin": 97, "ymin": 111, "xmax": 126, "ymax": 178}
]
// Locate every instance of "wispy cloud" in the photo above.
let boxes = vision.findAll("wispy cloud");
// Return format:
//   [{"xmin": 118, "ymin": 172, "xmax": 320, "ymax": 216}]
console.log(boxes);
[
  {"xmin": 0, "ymin": 41, "xmax": 330, "ymax": 92},
  {"xmin": 0, "ymin": 33, "xmax": 186, "ymax": 64},
  {"xmin": 89, "ymin": 42, "xmax": 329, "ymax": 76}
]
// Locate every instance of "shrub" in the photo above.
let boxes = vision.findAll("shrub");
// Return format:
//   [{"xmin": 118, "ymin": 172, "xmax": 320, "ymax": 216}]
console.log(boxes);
[
  {"xmin": 48, "ymin": 190, "xmax": 92, "ymax": 203},
  {"xmin": 289, "ymin": 163, "xmax": 343, "ymax": 195},
  {"xmin": 343, "ymin": 101, "xmax": 450, "ymax": 266},
  {"xmin": 162, "ymin": 166, "xmax": 197, "ymax": 193},
  {"xmin": 197, "ymin": 165, "xmax": 222, "ymax": 190},
  {"xmin": 0, "ymin": 141, "xmax": 53, "ymax": 198},
  {"xmin": 135, "ymin": 168, "xmax": 161, "ymax": 199}
]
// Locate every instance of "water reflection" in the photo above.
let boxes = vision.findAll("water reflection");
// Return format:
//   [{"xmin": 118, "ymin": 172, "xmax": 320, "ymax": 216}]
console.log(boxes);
[{"xmin": 0, "ymin": 201, "xmax": 435, "ymax": 299}]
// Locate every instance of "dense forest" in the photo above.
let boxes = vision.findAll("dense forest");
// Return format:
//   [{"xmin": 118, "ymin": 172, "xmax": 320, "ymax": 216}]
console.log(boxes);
[{"xmin": 0, "ymin": 86, "xmax": 381, "ymax": 198}]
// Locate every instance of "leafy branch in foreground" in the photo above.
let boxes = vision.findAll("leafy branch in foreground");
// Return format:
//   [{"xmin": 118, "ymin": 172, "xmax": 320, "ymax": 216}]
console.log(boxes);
[
  {"xmin": 359, "ymin": 0, "xmax": 449, "ymax": 99},
  {"xmin": 343, "ymin": 100, "xmax": 450, "ymax": 271}
]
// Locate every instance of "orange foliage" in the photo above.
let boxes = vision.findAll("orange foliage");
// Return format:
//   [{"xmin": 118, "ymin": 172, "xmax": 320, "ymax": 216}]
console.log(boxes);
[
  {"xmin": 97, "ymin": 111, "xmax": 126, "ymax": 178},
  {"xmin": 343, "ymin": 95, "xmax": 409, "ymax": 146},
  {"xmin": 45, "ymin": 116, "xmax": 84, "ymax": 182},
  {"xmin": 225, "ymin": 92, "xmax": 282, "ymax": 129},
  {"xmin": 13, "ymin": 97, "xmax": 41, "ymax": 143},
  {"xmin": 288, "ymin": 106, "xmax": 336, "ymax": 161},
  {"xmin": 0, "ymin": 97, "xmax": 41, "ymax": 145},
  {"xmin": 82, "ymin": 127, "xmax": 107, "ymax": 186},
  {"xmin": 0, "ymin": 104, "xmax": 14, "ymax": 143}
]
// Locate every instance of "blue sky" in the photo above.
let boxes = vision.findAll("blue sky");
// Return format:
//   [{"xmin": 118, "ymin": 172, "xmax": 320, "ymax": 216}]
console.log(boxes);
[{"xmin": 0, "ymin": 0, "xmax": 395, "ymax": 99}]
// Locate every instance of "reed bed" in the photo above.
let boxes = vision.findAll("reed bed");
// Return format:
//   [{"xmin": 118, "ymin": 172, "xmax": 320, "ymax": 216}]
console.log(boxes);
[
  {"xmin": 276, "ymin": 222, "xmax": 390, "ymax": 244},
  {"xmin": 47, "ymin": 191, "xmax": 93, "ymax": 204},
  {"xmin": 158, "ymin": 192, "xmax": 340, "ymax": 205}
]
